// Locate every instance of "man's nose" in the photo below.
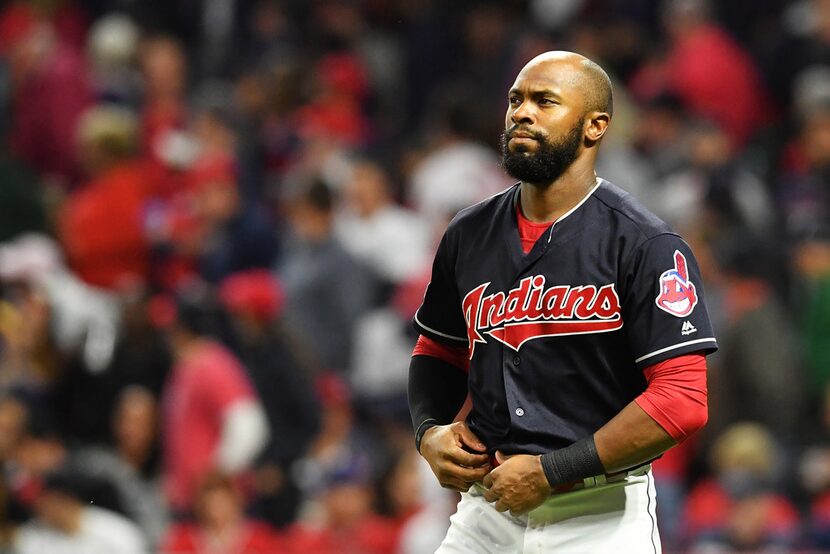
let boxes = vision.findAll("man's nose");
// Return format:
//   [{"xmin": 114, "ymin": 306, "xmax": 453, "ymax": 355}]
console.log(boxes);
[{"xmin": 511, "ymin": 101, "xmax": 535, "ymax": 125}]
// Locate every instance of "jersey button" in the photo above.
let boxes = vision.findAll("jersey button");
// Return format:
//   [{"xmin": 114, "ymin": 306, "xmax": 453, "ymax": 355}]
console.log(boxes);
[
  {"xmin": 512, "ymin": 355, "xmax": 521, "ymax": 366},
  {"xmin": 515, "ymin": 407, "xmax": 525, "ymax": 417}
]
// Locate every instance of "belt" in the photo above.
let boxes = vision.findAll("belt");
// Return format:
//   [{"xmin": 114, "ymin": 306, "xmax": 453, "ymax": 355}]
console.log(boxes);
[
  {"xmin": 551, "ymin": 470, "xmax": 626, "ymax": 493},
  {"xmin": 488, "ymin": 455, "xmax": 650, "ymax": 495}
]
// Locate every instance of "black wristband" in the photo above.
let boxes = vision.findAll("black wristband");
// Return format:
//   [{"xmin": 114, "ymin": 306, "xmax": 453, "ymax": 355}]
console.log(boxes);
[
  {"xmin": 414, "ymin": 419, "xmax": 439, "ymax": 453},
  {"xmin": 540, "ymin": 436, "xmax": 606, "ymax": 487}
]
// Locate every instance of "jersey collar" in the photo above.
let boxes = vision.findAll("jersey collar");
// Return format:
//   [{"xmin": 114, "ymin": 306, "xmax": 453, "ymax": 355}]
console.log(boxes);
[
  {"xmin": 504, "ymin": 177, "xmax": 604, "ymax": 274},
  {"xmin": 510, "ymin": 177, "xmax": 603, "ymax": 243}
]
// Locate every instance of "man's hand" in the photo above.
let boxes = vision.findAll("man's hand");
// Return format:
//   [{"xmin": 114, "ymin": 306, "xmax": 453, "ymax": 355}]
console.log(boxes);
[
  {"xmin": 482, "ymin": 451, "xmax": 552, "ymax": 515},
  {"xmin": 419, "ymin": 421, "xmax": 491, "ymax": 492}
]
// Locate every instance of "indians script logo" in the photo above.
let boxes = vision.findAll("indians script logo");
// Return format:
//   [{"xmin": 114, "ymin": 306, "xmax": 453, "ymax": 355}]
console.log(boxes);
[
  {"xmin": 655, "ymin": 250, "xmax": 698, "ymax": 318},
  {"xmin": 462, "ymin": 276, "xmax": 623, "ymax": 358}
]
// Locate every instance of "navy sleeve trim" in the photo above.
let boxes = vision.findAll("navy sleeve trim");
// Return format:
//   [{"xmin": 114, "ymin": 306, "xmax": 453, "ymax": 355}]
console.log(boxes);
[
  {"xmin": 635, "ymin": 338, "xmax": 718, "ymax": 365},
  {"xmin": 414, "ymin": 309, "xmax": 468, "ymax": 344}
]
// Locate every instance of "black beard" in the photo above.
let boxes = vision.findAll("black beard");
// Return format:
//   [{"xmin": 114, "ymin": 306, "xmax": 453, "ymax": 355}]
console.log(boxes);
[{"xmin": 500, "ymin": 122, "xmax": 584, "ymax": 186}]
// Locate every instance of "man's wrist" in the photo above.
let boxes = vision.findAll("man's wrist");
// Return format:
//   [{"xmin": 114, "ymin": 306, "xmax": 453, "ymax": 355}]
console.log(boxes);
[
  {"xmin": 540, "ymin": 436, "xmax": 605, "ymax": 487},
  {"xmin": 534, "ymin": 455, "xmax": 553, "ymax": 493},
  {"xmin": 414, "ymin": 418, "xmax": 439, "ymax": 453}
]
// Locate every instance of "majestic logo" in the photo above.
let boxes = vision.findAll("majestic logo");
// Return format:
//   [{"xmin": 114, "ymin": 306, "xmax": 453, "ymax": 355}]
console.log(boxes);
[
  {"xmin": 681, "ymin": 321, "xmax": 697, "ymax": 336},
  {"xmin": 655, "ymin": 250, "xmax": 698, "ymax": 318},
  {"xmin": 462, "ymin": 276, "xmax": 623, "ymax": 358}
]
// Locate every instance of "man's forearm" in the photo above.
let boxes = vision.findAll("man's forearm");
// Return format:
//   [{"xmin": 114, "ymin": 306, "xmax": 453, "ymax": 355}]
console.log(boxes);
[
  {"xmin": 593, "ymin": 400, "xmax": 676, "ymax": 474},
  {"xmin": 538, "ymin": 401, "xmax": 675, "ymax": 487},
  {"xmin": 408, "ymin": 354, "xmax": 469, "ymax": 451},
  {"xmin": 546, "ymin": 353, "xmax": 706, "ymax": 482}
]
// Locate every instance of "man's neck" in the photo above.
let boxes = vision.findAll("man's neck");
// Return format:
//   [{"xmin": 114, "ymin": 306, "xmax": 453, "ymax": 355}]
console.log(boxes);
[{"xmin": 519, "ymin": 164, "xmax": 598, "ymax": 223}]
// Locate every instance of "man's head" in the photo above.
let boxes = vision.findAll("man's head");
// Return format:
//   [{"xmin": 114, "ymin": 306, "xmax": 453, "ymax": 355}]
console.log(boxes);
[
  {"xmin": 113, "ymin": 386, "xmax": 157, "ymax": 466},
  {"xmin": 165, "ymin": 283, "xmax": 226, "ymax": 349},
  {"xmin": 284, "ymin": 178, "xmax": 335, "ymax": 242},
  {"xmin": 140, "ymin": 35, "xmax": 186, "ymax": 101},
  {"xmin": 76, "ymin": 105, "xmax": 138, "ymax": 176},
  {"xmin": 343, "ymin": 159, "xmax": 393, "ymax": 218},
  {"xmin": 34, "ymin": 470, "xmax": 89, "ymax": 535},
  {"xmin": 194, "ymin": 472, "xmax": 244, "ymax": 531},
  {"xmin": 501, "ymin": 51, "xmax": 613, "ymax": 186}
]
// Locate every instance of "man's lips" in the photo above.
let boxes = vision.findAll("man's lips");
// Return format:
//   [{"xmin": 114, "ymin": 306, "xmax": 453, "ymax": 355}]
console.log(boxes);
[
  {"xmin": 509, "ymin": 136, "xmax": 538, "ymax": 147},
  {"xmin": 510, "ymin": 132, "xmax": 536, "ymax": 140}
]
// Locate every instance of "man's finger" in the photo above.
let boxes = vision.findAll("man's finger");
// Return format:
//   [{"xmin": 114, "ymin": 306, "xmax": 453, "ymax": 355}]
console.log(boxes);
[
  {"xmin": 439, "ymin": 477, "xmax": 466, "ymax": 491},
  {"xmin": 445, "ymin": 446, "xmax": 490, "ymax": 467},
  {"xmin": 456, "ymin": 423, "xmax": 487, "ymax": 452},
  {"xmin": 494, "ymin": 500, "xmax": 510, "ymax": 513},
  {"xmin": 440, "ymin": 461, "xmax": 490, "ymax": 482},
  {"xmin": 482, "ymin": 488, "xmax": 498, "ymax": 503},
  {"xmin": 482, "ymin": 471, "xmax": 495, "ymax": 489},
  {"xmin": 494, "ymin": 450, "xmax": 512, "ymax": 464}
]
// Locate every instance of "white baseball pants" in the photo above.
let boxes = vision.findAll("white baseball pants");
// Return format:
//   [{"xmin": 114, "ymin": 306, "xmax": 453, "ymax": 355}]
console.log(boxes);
[{"xmin": 436, "ymin": 466, "xmax": 661, "ymax": 553}]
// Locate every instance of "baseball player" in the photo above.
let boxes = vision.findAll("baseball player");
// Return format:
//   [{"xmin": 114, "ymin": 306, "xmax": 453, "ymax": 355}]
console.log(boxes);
[{"xmin": 408, "ymin": 51, "xmax": 717, "ymax": 553}]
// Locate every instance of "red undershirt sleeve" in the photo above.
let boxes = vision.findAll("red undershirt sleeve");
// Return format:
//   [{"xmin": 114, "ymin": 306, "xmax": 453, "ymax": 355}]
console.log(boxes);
[
  {"xmin": 634, "ymin": 353, "xmax": 708, "ymax": 443},
  {"xmin": 412, "ymin": 335, "xmax": 470, "ymax": 373}
]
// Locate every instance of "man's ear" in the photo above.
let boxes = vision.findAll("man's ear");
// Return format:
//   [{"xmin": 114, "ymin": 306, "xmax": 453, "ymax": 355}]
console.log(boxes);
[{"xmin": 585, "ymin": 112, "xmax": 610, "ymax": 144}]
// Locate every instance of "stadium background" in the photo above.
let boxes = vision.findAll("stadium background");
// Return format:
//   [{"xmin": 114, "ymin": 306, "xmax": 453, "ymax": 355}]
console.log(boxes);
[{"xmin": 0, "ymin": 0, "xmax": 828, "ymax": 552}]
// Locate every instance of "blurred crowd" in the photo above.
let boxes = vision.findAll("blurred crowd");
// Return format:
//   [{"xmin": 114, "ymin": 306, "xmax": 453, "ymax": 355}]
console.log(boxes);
[{"xmin": 0, "ymin": 0, "xmax": 827, "ymax": 552}]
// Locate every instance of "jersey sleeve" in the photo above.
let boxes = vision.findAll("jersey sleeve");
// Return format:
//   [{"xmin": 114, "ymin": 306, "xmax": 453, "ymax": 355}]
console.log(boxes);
[
  {"xmin": 621, "ymin": 233, "xmax": 718, "ymax": 370},
  {"xmin": 413, "ymin": 231, "xmax": 469, "ymax": 346}
]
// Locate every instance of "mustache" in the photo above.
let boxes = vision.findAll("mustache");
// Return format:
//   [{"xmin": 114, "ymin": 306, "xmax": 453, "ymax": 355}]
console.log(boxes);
[{"xmin": 504, "ymin": 126, "xmax": 548, "ymax": 141}]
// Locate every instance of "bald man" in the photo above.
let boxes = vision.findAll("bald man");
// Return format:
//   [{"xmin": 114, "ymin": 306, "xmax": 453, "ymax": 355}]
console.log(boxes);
[{"xmin": 408, "ymin": 52, "xmax": 717, "ymax": 552}]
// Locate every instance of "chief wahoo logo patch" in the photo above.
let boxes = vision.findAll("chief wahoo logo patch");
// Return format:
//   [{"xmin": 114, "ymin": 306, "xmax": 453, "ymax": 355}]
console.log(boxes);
[{"xmin": 655, "ymin": 250, "xmax": 698, "ymax": 318}]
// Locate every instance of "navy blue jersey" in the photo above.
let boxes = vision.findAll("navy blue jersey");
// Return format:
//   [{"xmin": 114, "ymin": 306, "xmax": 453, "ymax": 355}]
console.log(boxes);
[{"xmin": 414, "ymin": 178, "xmax": 718, "ymax": 455}]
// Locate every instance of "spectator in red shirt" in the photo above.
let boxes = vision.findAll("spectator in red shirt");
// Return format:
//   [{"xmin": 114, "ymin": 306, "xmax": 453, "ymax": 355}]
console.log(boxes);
[
  {"xmin": 161, "ymin": 472, "xmax": 283, "ymax": 554},
  {"xmin": 293, "ymin": 52, "xmax": 371, "ymax": 147},
  {"xmin": 631, "ymin": 0, "xmax": 768, "ymax": 146},
  {"xmin": 58, "ymin": 105, "xmax": 153, "ymax": 290},
  {"xmin": 160, "ymin": 289, "xmax": 269, "ymax": 514},
  {"xmin": 681, "ymin": 422, "xmax": 800, "ymax": 551}
]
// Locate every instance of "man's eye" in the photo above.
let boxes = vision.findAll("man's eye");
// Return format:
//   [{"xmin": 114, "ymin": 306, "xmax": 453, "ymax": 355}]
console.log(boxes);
[
  {"xmin": 539, "ymin": 98, "xmax": 556, "ymax": 105},
  {"xmin": 509, "ymin": 97, "xmax": 522, "ymax": 105}
]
